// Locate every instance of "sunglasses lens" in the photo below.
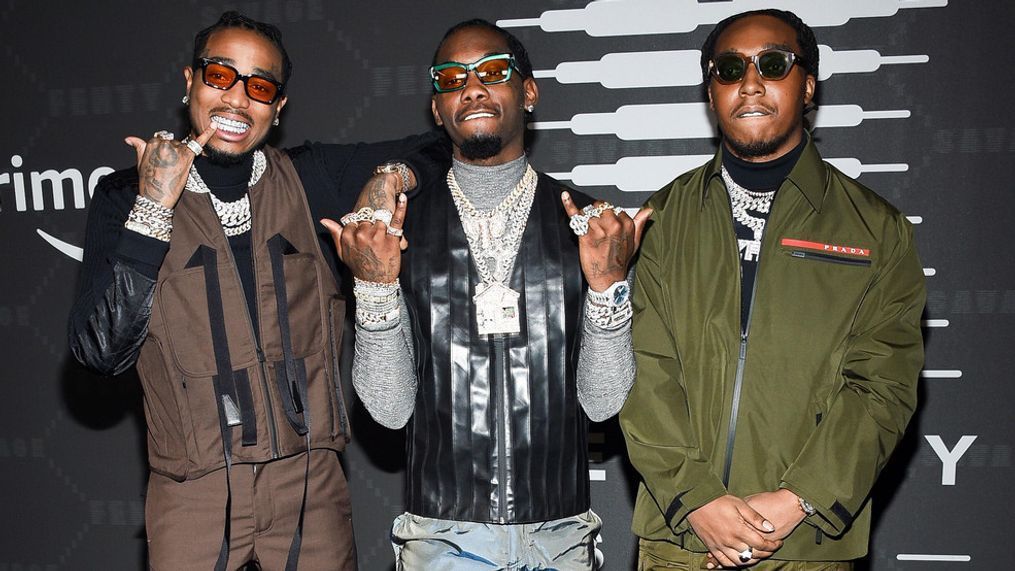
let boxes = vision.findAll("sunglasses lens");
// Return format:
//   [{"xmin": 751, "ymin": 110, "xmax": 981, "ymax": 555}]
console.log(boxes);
[
  {"xmin": 475, "ymin": 58, "xmax": 512, "ymax": 84},
  {"xmin": 758, "ymin": 51, "xmax": 791, "ymax": 79},
  {"xmin": 434, "ymin": 66, "xmax": 468, "ymax": 91},
  {"xmin": 203, "ymin": 62, "xmax": 238, "ymax": 89},
  {"xmin": 246, "ymin": 76, "xmax": 279, "ymax": 104},
  {"xmin": 714, "ymin": 55, "xmax": 746, "ymax": 83}
]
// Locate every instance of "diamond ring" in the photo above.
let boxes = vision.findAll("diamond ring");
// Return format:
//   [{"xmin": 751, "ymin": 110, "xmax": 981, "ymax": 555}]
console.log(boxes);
[{"xmin": 738, "ymin": 547, "xmax": 753, "ymax": 563}]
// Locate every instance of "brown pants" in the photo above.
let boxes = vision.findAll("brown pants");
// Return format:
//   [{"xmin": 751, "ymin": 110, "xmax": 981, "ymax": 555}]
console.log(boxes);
[
  {"xmin": 146, "ymin": 449, "xmax": 356, "ymax": 570},
  {"xmin": 638, "ymin": 538, "xmax": 853, "ymax": 571}
]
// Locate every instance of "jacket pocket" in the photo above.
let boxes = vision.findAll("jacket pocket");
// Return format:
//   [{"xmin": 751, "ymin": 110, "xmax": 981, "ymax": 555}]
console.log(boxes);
[
  {"xmin": 787, "ymin": 250, "xmax": 872, "ymax": 267},
  {"xmin": 158, "ymin": 265, "xmax": 257, "ymax": 377}
]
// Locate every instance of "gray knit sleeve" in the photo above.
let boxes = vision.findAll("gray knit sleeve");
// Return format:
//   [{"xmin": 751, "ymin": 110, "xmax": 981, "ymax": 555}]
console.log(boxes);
[
  {"xmin": 576, "ymin": 314, "xmax": 635, "ymax": 422},
  {"xmin": 351, "ymin": 293, "xmax": 418, "ymax": 429},
  {"xmin": 576, "ymin": 268, "xmax": 637, "ymax": 422}
]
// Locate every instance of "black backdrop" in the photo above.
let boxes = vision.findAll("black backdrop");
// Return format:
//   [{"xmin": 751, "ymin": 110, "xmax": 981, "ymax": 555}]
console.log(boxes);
[{"xmin": 1, "ymin": 1, "xmax": 1013, "ymax": 569}]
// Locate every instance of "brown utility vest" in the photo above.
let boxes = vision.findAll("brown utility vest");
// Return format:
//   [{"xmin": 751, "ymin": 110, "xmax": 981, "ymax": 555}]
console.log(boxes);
[{"xmin": 136, "ymin": 146, "xmax": 349, "ymax": 481}]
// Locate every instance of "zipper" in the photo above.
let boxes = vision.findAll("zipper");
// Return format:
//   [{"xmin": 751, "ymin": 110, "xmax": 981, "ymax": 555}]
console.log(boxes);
[
  {"xmin": 719, "ymin": 176, "xmax": 776, "ymax": 487},
  {"xmin": 493, "ymin": 336, "xmax": 509, "ymax": 523},
  {"xmin": 208, "ymin": 193, "xmax": 280, "ymax": 458},
  {"xmin": 790, "ymin": 250, "xmax": 871, "ymax": 267},
  {"xmin": 721, "ymin": 263, "xmax": 759, "ymax": 486}
]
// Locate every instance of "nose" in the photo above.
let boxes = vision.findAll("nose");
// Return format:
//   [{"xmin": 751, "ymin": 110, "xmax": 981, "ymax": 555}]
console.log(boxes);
[
  {"xmin": 221, "ymin": 79, "xmax": 251, "ymax": 109},
  {"xmin": 738, "ymin": 61, "xmax": 765, "ymax": 98},
  {"xmin": 458, "ymin": 69, "xmax": 490, "ymax": 102}
]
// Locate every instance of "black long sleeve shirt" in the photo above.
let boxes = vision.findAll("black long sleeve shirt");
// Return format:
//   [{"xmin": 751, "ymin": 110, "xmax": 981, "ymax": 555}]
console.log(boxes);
[{"xmin": 68, "ymin": 131, "xmax": 449, "ymax": 375}]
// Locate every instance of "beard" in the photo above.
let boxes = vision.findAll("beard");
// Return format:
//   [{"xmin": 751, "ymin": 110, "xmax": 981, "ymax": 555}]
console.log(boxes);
[
  {"xmin": 723, "ymin": 128, "xmax": 796, "ymax": 159},
  {"xmin": 722, "ymin": 111, "xmax": 804, "ymax": 160},
  {"xmin": 459, "ymin": 134, "xmax": 503, "ymax": 161},
  {"xmin": 202, "ymin": 136, "xmax": 269, "ymax": 166}
]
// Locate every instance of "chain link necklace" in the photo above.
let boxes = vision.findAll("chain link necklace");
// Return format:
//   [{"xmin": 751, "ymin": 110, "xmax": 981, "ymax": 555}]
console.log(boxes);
[
  {"xmin": 721, "ymin": 165, "xmax": 775, "ymax": 241},
  {"xmin": 448, "ymin": 164, "xmax": 537, "ymax": 285},
  {"xmin": 185, "ymin": 150, "xmax": 266, "ymax": 236}
]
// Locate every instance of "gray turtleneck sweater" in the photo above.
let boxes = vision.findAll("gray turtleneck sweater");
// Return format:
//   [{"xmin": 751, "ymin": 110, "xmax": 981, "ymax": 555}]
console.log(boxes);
[{"xmin": 352, "ymin": 156, "xmax": 635, "ymax": 428}]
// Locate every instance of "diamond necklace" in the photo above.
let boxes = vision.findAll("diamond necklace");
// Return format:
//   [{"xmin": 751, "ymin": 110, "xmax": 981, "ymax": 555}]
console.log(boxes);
[
  {"xmin": 721, "ymin": 165, "xmax": 775, "ymax": 241},
  {"xmin": 448, "ymin": 164, "xmax": 537, "ymax": 285},
  {"xmin": 185, "ymin": 150, "xmax": 266, "ymax": 236}
]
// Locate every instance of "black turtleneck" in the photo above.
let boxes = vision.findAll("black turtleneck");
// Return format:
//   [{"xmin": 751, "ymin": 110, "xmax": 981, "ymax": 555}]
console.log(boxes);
[
  {"xmin": 193, "ymin": 155, "xmax": 260, "ymax": 332},
  {"xmin": 722, "ymin": 137, "xmax": 806, "ymax": 332}
]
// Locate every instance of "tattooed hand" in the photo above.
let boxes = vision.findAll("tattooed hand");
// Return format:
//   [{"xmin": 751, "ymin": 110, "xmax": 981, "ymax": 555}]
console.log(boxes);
[
  {"xmin": 124, "ymin": 123, "xmax": 217, "ymax": 209},
  {"xmin": 351, "ymin": 171, "xmax": 415, "ymax": 250},
  {"xmin": 561, "ymin": 191, "xmax": 652, "ymax": 292},
  {"xmin": 321, "ymin": 192, "xmax": 408, "ymax": 284}
]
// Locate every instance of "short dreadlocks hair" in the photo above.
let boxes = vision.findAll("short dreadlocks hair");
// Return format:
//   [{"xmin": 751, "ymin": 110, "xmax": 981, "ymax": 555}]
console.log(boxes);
[
  {"xmin": 699, "ymin": 9, "xmax": 819, "ymax": 84},
  {"xmin": 431, "ymin": 19, "xmax": 534, "ymax": 87},
  {"xmin": 193, "ymin": 11, "xmax": 293, "ymax": 84}
]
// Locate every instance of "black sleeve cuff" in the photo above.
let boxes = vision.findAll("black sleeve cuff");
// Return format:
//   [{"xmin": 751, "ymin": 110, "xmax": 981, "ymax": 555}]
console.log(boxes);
[{"xmin": 114, "ymin": 229, "xmax": 169, "ymax": 280}]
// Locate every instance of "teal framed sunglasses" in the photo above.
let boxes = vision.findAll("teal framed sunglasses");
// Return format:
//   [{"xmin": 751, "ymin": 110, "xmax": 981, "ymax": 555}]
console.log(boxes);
[{"xmin": 430, "ymin": 53, "xmax": 519, "ymax": 93}]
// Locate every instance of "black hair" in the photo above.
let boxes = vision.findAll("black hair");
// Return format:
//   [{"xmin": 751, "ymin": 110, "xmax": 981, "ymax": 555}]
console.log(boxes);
[
  {"xmin": 431, "ymin": 19, "xmax": 534, "ymax": 82},
  {"xmin": 192, "ymin": 11, "xmax": 292, "ymax": 85},
  {"xmin": 700, "ymin": 9, "xmax": 819, "ymax": 84}
]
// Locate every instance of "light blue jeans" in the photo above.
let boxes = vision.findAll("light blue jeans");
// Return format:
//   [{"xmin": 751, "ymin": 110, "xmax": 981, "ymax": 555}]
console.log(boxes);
[{"xmin": 392, "ymin": 510, "xmax": 603, "ymax": 570}]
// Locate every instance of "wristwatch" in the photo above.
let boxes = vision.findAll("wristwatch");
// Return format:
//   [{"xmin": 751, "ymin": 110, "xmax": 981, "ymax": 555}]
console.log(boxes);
[
  {"xmin": 374, "ymin": 162, "xmax": 411, "ymax": 194},
  {"xmin": 587, "ymin": 280, "xmax": 631, "ymax": 308},
  {"xmin": 798, "ymin": 496, "xmax": 816, "ymax": 517}
]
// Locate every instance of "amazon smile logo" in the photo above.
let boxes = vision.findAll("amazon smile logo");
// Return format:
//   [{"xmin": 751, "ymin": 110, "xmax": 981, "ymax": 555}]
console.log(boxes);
[{"xmin": 1, "ymin": 154, "xmax": 114, "ymax": 262}]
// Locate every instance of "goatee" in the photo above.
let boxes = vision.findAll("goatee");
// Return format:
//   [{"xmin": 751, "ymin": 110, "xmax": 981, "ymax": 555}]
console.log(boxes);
[
  {"xmin": 202, "ymin": 136, "xmax": 270, "ymax": 167},
  {"xmin": 460, "ymin": 134, "xmax": 503, "ymax": 161},
  {"xmin": 724, "ymin": 129, "xmax": 795, "ymax": 159}
]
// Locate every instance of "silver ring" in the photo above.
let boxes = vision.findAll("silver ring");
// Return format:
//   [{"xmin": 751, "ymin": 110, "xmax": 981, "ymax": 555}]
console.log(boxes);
[
  {"xmin": 386, "ymin": 226, "xmax": 404, "ymax": 237},
  {"xmin": 569, "ymin": 213, "xmax": 590, "ymax": 237},
  {"xmin": 185, "ymin": 139, "xmax": 203, "ymax": 155},
  {"xmin": 372, "ymin": 209, "xmax": 393, "ymax": 226},
  {"xmin": 153, "ymin": 130, "xmax": 174, "ymax": 141},
  {"xmin": 340, "ymin": 207, "xmax": 375, "ymax": 226},
  {"xmin": 738, "ymin": 547, "xmax": 753, "ymax": 563}
]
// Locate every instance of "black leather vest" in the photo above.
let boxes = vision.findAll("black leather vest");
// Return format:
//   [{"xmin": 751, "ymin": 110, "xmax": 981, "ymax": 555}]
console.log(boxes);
[{"xmin": 401, "ymin": 173, "xmax": 592, "ymax": 524}]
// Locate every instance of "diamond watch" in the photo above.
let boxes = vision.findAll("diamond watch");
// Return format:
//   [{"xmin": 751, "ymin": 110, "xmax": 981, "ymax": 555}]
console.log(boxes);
[{"xmin": 373, "ymin": 162, "xmax": 411, "ymax": 194}]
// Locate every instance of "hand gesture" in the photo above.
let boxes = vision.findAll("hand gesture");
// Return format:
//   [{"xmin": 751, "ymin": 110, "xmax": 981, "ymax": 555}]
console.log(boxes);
[
  {"xmin": 686, "ymin": 495, "xmax": 782, "ymax": 568},
  {"xmin": 352, "ymin": 171, "xmax": 413, "ymax": 250},
  {"xmin": 320, "ymin": 192, "xmax": 407, "ymax": 284},
  {"xmin": 124, "ymin": 123, "xmax": 217, "ymax": 209},
  {"xmin": 560, "ymin": 191, "xmax": 652, "ymax": 292}
]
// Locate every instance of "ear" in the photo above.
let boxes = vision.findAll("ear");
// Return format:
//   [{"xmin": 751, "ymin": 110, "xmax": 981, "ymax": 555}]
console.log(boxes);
[
  {"xmin": 276, "ymin": 95, "xmax": 288, "ymax": 115},
  {"xmin": 184, "ymin": 67, "xmax": 194, "ymax": 94},
  {"xmin": 522, "ymin": 77, "xmax": 539, "ymax": 109},
  {"xmin": 803, "ymin": 74, "xmax": 816, "ymax": 106},
  {"xmin": 430, "ymin": 96, "xmax": 443, "ymax": 127},
  {"xmin": 707, "ymin": 81, "xmax": 715, "ymax": 112}
]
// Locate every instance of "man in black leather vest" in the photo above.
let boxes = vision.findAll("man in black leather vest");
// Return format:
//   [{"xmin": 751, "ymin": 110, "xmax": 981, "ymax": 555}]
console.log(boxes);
[{"xmin": 322, "ymin": 19, "xmax": 651, "ymax": 570}]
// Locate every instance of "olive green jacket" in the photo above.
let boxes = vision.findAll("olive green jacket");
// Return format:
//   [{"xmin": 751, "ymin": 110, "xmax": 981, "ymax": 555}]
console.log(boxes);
[{"xmin": 620, "ymin": 139, "xmax": 926, "ymax": 560}]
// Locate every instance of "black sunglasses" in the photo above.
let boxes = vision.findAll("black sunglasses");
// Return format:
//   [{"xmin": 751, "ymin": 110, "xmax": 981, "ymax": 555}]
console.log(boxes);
[
  {"xmin": 709, "ymin": 49, "xmax": 805, "ymax": 84},
  {"xmin": 194, "ymin": 58, "xmax": 285, "ymax": 104}
]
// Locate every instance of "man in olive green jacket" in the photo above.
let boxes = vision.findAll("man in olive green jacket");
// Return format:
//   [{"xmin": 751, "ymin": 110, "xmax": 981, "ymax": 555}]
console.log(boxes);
[{"xmin": 620, "ymin": 9, "xmax": 926, "ymax": 570}]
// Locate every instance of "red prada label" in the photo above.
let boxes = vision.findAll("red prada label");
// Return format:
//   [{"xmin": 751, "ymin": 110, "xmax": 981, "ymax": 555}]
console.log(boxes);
[{"xmin": 781, "ymin": 238, "xmax": 871, "ymax": 257}]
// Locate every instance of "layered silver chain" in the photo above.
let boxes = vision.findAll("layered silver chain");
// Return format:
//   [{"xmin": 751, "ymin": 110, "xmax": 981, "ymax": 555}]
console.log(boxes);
[
  {"xmin": 448, "ymin": 164, "xmax": 537, "ymax": 285},
  {"xmin": 721, "ymin": 165, "xmax": 775, "ymax": 241},
  {"xmin": 185, "ymin": 150, "xmax": 267, "ymax": 236}
]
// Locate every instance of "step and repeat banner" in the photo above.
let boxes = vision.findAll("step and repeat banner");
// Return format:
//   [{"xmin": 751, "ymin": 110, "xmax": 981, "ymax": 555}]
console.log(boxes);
[{"xmin": 1, "ymin": 1, "xmax": 1011, "ymax": 569}]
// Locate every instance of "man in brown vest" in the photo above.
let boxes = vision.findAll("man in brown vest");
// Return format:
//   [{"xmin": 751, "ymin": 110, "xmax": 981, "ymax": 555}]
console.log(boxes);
[{"xmin": 67, "ymin": 11, "xmax": 434, "ymax": 571}]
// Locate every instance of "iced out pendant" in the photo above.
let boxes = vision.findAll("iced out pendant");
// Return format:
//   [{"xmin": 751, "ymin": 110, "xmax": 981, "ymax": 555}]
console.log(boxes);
[{"xmin": 473, "ymin": 281, "xmax": 521, "ymax": 336}]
